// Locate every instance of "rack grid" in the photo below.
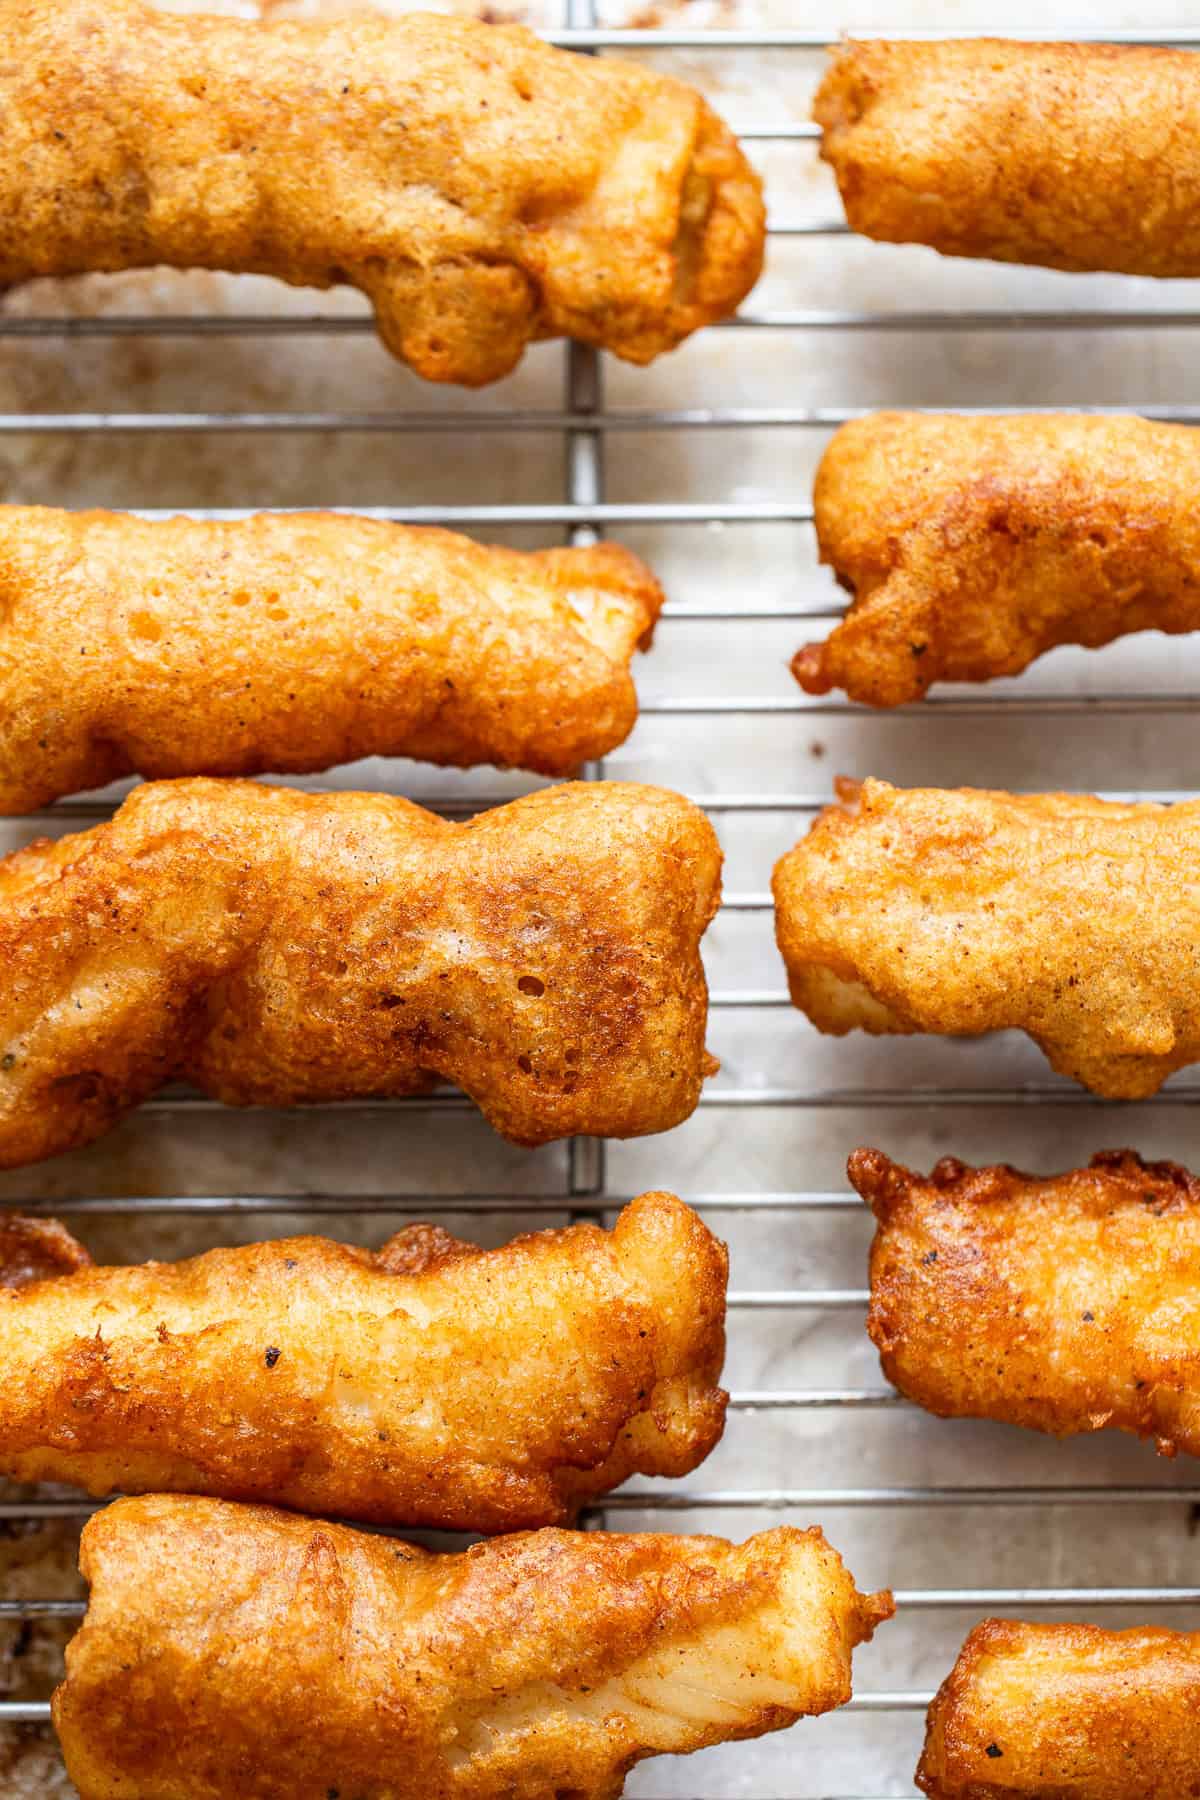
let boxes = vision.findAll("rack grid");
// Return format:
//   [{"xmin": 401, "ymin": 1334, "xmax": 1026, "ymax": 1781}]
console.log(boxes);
[{"xmin": 3, "ymin": 6, "xmax": 1200, "ymax": 1794}]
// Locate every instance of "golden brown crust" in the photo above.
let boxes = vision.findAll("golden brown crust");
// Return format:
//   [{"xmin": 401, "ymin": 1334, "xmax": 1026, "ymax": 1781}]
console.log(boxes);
[
  {"xmin": 0, "ymin": 1192, "xmax": 726, "ymax": 1529},
  {"xmin": 918, "ymin": 1617, "xmax": 1200, "ymax": 1798},
  {"xmin": 772, "ymin": 777, "xmax": 1200, "ymax": 1099},
  {"xmin": 54, "ymin": 1496, "xmax": 893, "ymax": 1800},
  {"xmin": 0, "ymin": 777, "xmax": 721, "ymax": 1165},
  {"xmin": 796, "ymin": 413, "xmax": 1200, "ymax": 705},
  {"xmin": 815, "ymin": 39, "xmax": 1200, "ymax": 277},
  {"xmin": 0, "ymin": 510, "xmax": 665, "ymax": 808},
  {"xmin": 3, "ymin": 0, "xmax": 764, "ymax": 385},
  {"xmin": 0, "ymin": 1214, "xmax": 93, "ymax": 1288},
  {"xmin": 857, "ymin": 1146, "xmax": 1200, "ymax": 1458}
]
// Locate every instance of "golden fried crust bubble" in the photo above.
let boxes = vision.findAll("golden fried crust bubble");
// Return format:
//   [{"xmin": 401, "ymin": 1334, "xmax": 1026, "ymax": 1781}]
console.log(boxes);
[
  {"xmin": 5, "ymin": 0, "xmax": 765, "ymax": 384},
  {"xmin": 856, "ymin": 1146, "xmax": 1200, "ymax": 1461},
  {"xmin": 0, "ymin": 778, "xmax": 722, "ymax": 1166},
  {"xmin": 816, "ymin": 39, "xmax": 1200, "ymax": 279},
  {"xmin": 919, "ymin": 1616, "xmax": 1200, "ymax": 1798},
  {"xmin": 0, "ymin": 1194, "xmax": 728, "ymax": 1529},
  {"xmin": 0, "ymin": 511, "xmax": 666, "ymax": 807},
  {"xmin": 774, "ymin": 777, "xmax": 1200, "ymax": 1099},
  {"xmin": 54, "ymin": 1496, "xmax": 892, "ymax": 1800},
  {"xmin": 796, "ymin": 412, "xmax": 1200, "ymax": 706}
]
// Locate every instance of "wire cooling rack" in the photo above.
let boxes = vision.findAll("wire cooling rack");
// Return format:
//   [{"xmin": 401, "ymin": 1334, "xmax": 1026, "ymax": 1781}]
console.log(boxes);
[{"xmin": 5, "ymin": 6, "xmax": 1200, "ymax": 1796}]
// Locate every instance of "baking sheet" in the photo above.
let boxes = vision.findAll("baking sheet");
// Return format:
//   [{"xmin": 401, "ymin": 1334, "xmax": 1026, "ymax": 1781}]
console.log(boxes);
[{"xmin": 4, "ymin": 0, "xmax": 1200, "ymax": 1792}]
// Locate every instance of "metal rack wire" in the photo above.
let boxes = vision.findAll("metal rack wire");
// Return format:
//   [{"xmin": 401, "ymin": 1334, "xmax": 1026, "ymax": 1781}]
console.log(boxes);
[{"xmin": 3, "ymin": 10, "xmax": 1200, "ymax": 1796}]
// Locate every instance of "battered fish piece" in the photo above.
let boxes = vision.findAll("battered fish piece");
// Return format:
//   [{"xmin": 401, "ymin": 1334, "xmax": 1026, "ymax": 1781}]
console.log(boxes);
[
  {"xmin": 0, "ymin": 1192, "xmax": 726, "ymax": 1530},
  {"xmin": 795, "ymin": 413, "xmax": 1200, "ymax": 706},
  {"xmin": 816, "ymin": 39, "xmax": 1200, "ymax": 278},
  {"xmin": 918, "ymin": 1618, "xmax": 1200, "ymax": 1798},
  {"xmin": 1, "ymin": 0, "xmax": 764, "ymax": 385},
  {"xmin": 773, "ymin": 778, "xmax": 1200, "ymax": 1099},
  {"xmin": 857, "ymin": 1146, "xmax": 1200, "ymax": 1459},
  {"xmin": 54, "ymin": 1496, "xmax": 893, "ymax": 1800},
  {"xmin": 0, "ymin": 778, "xmax": 721, "ymax": 1165},
  {"xmin": 0, "ymin": 510, "xmax": 665, "ymax": 809}
]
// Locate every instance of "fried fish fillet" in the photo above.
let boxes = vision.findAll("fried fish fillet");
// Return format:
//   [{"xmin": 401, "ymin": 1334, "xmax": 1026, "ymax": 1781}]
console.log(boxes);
[
  {"xmin": 918, "ymin": 1618, "xmax": 1200, "ymax": 1798},
  {"xmin": 815, "ymin": 39, "xmax": 1200, "ymax": 277},
  {"xmin": 2, "ymin": 0, "xmax": 764, "ymax": 385},
  {"xmin": 0, "ymin": 777, "xmax": 721, "ymax": 1166},
  {"xmin": 794, "ymin": 412, "xmax": 1200, "ymax": 706},
  {"xmin": 0, "ymin": 1192, "xmax": 726, "ymax": 1529},
  {"xmin": 856, "ymin": 1146, "xmax": 1200, "ymax": 1458},
  {"xmin": 0, "ymin": 509, "xmax": 665, "ymax": 809},
  {"xmin": 53, "ymin": 1496, "xmax": 893, "ymax": 1800},
  {"xmin": 773, "ymin": 777, "xmax": 1200, "ymax": 1099}
]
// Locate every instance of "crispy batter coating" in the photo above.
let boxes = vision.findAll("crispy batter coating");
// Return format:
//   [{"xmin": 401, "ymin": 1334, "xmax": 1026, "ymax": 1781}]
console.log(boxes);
[
  {"xmin": 54, "ymin": 1496, "xmax": 893, "ymax": 1800},
  {"xmin": 0, "ymin": 778, "xmax": 721, "ymax": 1166},
  {"xmin": 815, "ymin": 39, "xmax": 1200, "ymax": 277},
  {"xmin": 0, "ymin": 509, "xmax": 665, "ymax": 808},
  {"xmin": 795, "ymin": 413, "xmax": 1200, "ymax": 706},
  {"xmin": 2, "ymin": 0, "xmax": 764, "ymax": 385},
  {"xmin": 918, "ymin": 1617, "xmax": 1200, "ymax": 1798},
  {"xmin": 0, "ymin": 1192, "xmax": 726, "ymax": 1529},
  {"xmin": 772, "ymin": 777, "xmax": 1200, "ymax": 1100},
  {"xmin": 856, "ymin": 1146, "xmax": 1200, "ymax": 1459}
]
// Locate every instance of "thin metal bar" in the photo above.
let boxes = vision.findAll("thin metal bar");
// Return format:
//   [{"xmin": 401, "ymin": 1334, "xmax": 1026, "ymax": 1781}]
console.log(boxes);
[
  {"xmin": 0, "ymin": 1600, "xmax": 82, "ymax": 1619},
  {"xmin": 727, "ymin": 1290, "xmax": 869, "ymax": 1310},
  {"xmin": 729, "ymin": 1389, "xmax": 901, "ymax": 1406},
  {"xmin": 0, "ymin": 315, "xmax": 375, "ymax": 338},
  {"xmin": 3, "ymin": 1484, "xmax": 1200, "ymax": 1524},
  {"xmin": 0, "ymin": 1502, "xmax": 99, "ymax": 1520},
  {"xmin": 123, "ymin": 501, "xmax": 810, "ymax": 524},
  {"xmin": 6, "ymin": 1587, "xmax": 1195, "ymax": 1618},
  {"xmin": 11, "ymin": 793, "xmax": 821, "ymax": 826},
  {"xmin": 729, "ymin": 1391, "xmax": 902, "ymax": 1411},
  {"xmin": 17, "ymin": 1194, "xmax": 586, "ymax": 1217},
  {"xmin": 11, "ymin": 402, "xmax": 1200, "ymax": 433},
  {"xmin": 0, "ymin": 1190, "xmax": 860, "ymax": 1216},
  {"xmin": 111, "ymin": 1078, "xmax": 1200, "ymax": 1117},
  {"xmin": 13, "ymin": 687, "xmax": 1200, "ymax": 728},
  {"xmin": 563, "ymin": 7, "xmax": 608, "ymax": 1212},
  {"xmin": 544, "ymin": 26, "xmax": 1200, "ymax": 45},
  {"xmin": 0, "ymin": 1695, "xmax": 928, "ymax": 1721},
  {"xmin": 0, "ymin": 1695, "xmax": 930, "ymax": 1722},
  {"xmin": 28, "ymin": 789, "xmax": 1192, "ymax": 827},
  {"xmin": 667, "ymin": 605, "xmax": 835, "ymax": 621},
  {"xmin": 768, "ymin": 219, "xmax": 849, "ymax": 236},
  {"xmin": 555, "ymin": 26, "xmax": 837, "ymax": 43},
  {"xmin": 731, "ymin": 123, "xmax": 820, "ymax": 140},
  {"xmin": 16, "ymin": 306, "xmax": 1200, "ymax": 341},
  {"xmin": 895, "ymin": 1588, "xmax": 1200, "ymax": 1608},
  {"xmin": 601, "ymin": 1485, "xmax": 1200, "ymax": 1510},
  {"xmin": 703, "ymin": 788, "xmax": 1200, "ymax": 810},
  {"xmin": 642, "ymin": 694, "xmax": 1200, "ymax": 717},
  {"xmin": 696, "ymin": 1083, "xmax": 1200, "ymax": 1108},
  {"xmin": 697, "ymin": 1083, "xmax": 1200, "ymax": 1107},
  {"xmin": 846, "ymin": 1692, "xmax": 933, "ymax": 1713},
  {"xmin": 709, "ymin": 990, "xmax": 791, "ymax": 1007},
  {"xmin": 15, "ymin": 793, "xmax": 825, "ymax": 828},
  {"xmin": 731, "ymin": 308, "xmax": 1200, "ymax": 332}
]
